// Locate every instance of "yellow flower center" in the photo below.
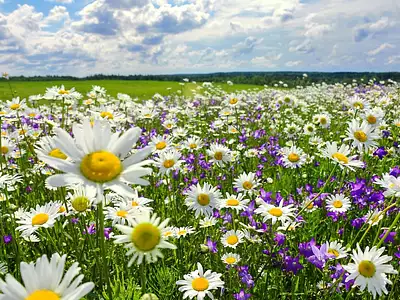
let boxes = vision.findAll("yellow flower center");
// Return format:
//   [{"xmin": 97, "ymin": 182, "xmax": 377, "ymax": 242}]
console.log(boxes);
[
  {"xmin": 328, "ymin": 248, "xmax": 339, "ymax": 257},
  {"xmin": 288, "ymin": 153, "xmax": 300, "ymax": 162},
  {"xmin": 332, "ymin": 152, "xmax": 349, "ymax": 164},
  {"xmin": 156, "ymin": 141, "xmax": 167, "ymax": 150},
  {"xmin": 227, "ymin": 235, "xmax": 238, "ymax": 245},
  {"xmin": 144, "ymin": 113, "xmax": 152, "ymax": 118},
  {"xmin": 100, "ymin": 111, "xmax": 114, "ymax": 119},
  {"xmin": 25, "ymin": 290, "xmax": 60, "ymax": 300},
  {"xmin": 117, "ymin": 210, "xmax": 128, "ymax": 218},
  {"xmin": 197, "ymin": 193, "xmax": 210, "ymax": 206},
  {"xmin": 19, "ymin": 129, "xmax": 26, "ymax": 135},
  {"xmin": 333, "ymin": 200, "xmax": 343, "ymax": 208},
  {"xmin": 58, "ymin": 206, "xmax": 66, "ymax": 213},
  {"xmin": 353, "ymin": 102, "xmax": 364, "ymax": 109},
  {"xmin": 214, "ymin": 151, "xmax": 223, "ymax": 160},
  {"xmin": 229, "ymin": 98, "xmax": 238, "ymax": 105},
  {"xmin": 132, "ymin": 201, "xmax": 139, "ymax": 207},
  {"xmin": 242, "ymin": 181, "xmax": 253, "ymax": 190},
  {"xmin": 71, "ymin": 196, "xmax": 90, "ymax": 212},
  {"xmin": 32, "ymin": 213, "xmax": 49, "ymax": 226},
  {"xmin": 191, "ymin": 277, "xmax": 209, "ymax": 291},
  {"xmin": 28, "ymin": 113, "xmax": 36, "ymax": 117},
  {"xmin": 10, "ymin": 103, "xmax": 20, "ymax": 110},
  {"xmin": 58, "ymin": 90, "xmax": 69, "ymax": 95},
  {"xmin": 1, "ymin": 146, "xmax": 9, "ymax": 154},
  {"xmin": 166, "ymin": 124, "xmax": 172, "ymax": 129},
  {"xmin": 189, "ymin": 143, "xmax": 197, "ymax": 149},
  {"xmin": 358, "ymin": 260, "xmax": 376, "ymax": 278},
  {"xmin": 320, "ymin": 117, "xmax": 327, "ymax": 125},
  {"xmin": 306, "ymin": 202, "xmax": 314, "ymax": 209},
  {"xmin": 80, "ymin": 151, "xmax": 122, "ymax": 183},
  {"xmin": 227, "ymin": 199, "xmax": 239, "ymax": 206},
  {"xmin": 48, "ymin": 148, "xmax": 67, "ymax": 160},
  {"xmin": 178, "ymin": 230, "xmax": 186, "ymax": 235},
  {"xmin": 131, "ymin": 222, "xmax": 161, "ymax": 252},
  {"xmin": 367, "ymin": 115, "xmax": 377, "ymax": 124},
  {"xmin": 354, "ymin": 131, "xmax": 367, "ymax": 142},
  {"xmin": 269, "ymin": 207, "xmax": 283, "ymax": 217},
  {"xmin": 163, "ymin": 159, "xmax": 175, "ymax": 168},
  {"xmin": 284, "ymin": 97, "xmax": 291, "ymax": 103},
  {"xmin": 225, "ymin": 257, "xmax": 236, "ymax": 264}
]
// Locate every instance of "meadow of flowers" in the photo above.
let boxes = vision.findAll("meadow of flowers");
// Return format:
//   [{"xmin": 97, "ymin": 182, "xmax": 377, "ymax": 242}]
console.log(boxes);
[{"xmin": 0, "ymin": 74, "xmax": 399, "ymax": 299}]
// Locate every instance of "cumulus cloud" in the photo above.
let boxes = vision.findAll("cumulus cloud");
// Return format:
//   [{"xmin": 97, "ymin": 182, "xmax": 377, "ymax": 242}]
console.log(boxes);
[
  {"xmin": 289, "ymin": 39, "xmax": 315, "ymax": 54},
  {"xmin": 44, "ymin": 6, "xmax": 70, "ymax": 25},
  {"xmin": 232, "ymin": 36, "xmax": 264, "ymax": 55},
  {"xmin": 353, "ymin": 17, "xmax": 394, "ymax": 42}
]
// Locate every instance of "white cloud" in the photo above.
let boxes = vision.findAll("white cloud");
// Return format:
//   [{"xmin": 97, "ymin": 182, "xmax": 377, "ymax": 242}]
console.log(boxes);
[
  {"xmin": 353, "ymin": 17, "xmax": 395, "ymax": 42},
  {"xmin": 367, "ymin": 43, "xmax": 395, "ymax": 56},
  {"xmin": 44, "ymin": 6, "xmax": 70, "ymax": 25},
  {"xmin": 251, "ymin": 53, "xmax": 282, "ymax": 67},
  {"xmin": 285, "ymin": 60, "xmax": 302, "ymax": 67},
  {"xmin": 387, "ymin": 55, "xmax": 400, "ymax": 65},
  {"xmin": 46, "ymin": 0, "xmax": 74, "ymax": 3},
  {"xmin": 289, "ymin": 39, "xmax": 314, "ymax": 54}
]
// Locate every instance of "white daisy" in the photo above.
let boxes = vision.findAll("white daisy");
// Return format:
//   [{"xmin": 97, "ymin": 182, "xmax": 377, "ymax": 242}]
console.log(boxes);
[
  {"xmin": 66, "ymin": 185, "xmax": 97, "ymax": 214},
  {"xmin": 0, "ymin": 253, "xmax": 94, "ymax": 300},
  {"xmin": 221, "ymin": 230, "xmax": 244, "ymax": 249},
  {"xmin": 343, "ymin": 244, "xmax": 397, "ymax": 298},
  {"xmin": 255, "ymin": 200, "xmax": 295, "ymax": 225},
  {"xmin": 184, "ymin": 183, "xmax": 222, "ymax": 217},
  {"xmin": 176, "ymin": 262, "xmax": 224, "ymax": 300},
  {"xmin": 323, "ymin": 241, "xmax": 349, "ymax": 259},
  {"xmin": 345, "ymin": 119, "xmax": 379, "ymax": 152},
  {"xmin": 280, "ymin": 146, "xmax": 307, "ymax": 168},
  {"xmin": 113, "ymin": 211, "xmax": 176, "ymax": 266},
  {"xmin": 320, "ymin": 141, "xmax": 364, "ymax": 171},
  {"xmin": 206, "ymin": 143, "xmax": 232, "ymax": 166},
  {"xmin": 16, "ymin": 202, "xmax": 62, "ymax": 237},
  {"xmin": 219, "ymin": 193, "xmax": 249, "ymax": 212},
  {"xmin": 37, "ymin": 120, "xmax": 153, "ymax": 199},
  {"xmin": 326, "ymin": 194, "xmax": 351, "ymax": 213},
  {"xmin": 154, "ymin": 149, "xmax": 184, "ymax": 175},
  {"xmin": 233, "ymin": 172, "xmax": 260, "ymax": 195},
  {"xmin": 221, "ymin": 253, "xmax": 241, "ymax": 266}
]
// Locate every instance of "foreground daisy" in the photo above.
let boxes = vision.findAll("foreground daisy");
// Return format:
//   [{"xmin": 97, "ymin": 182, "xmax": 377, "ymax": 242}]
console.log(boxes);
[
  {"xmin": 0, "ymin": 253, "xmax": 94, "ymax": 300},
  {"xmin": 343, "ymin": 244, "xmax": 397, "ymax": 298},
  {"xmin": 16, "ymin": 202, "xmax": 61, "ymax": 237},
  {"xmin": 233, "ymin": 172, "xmax": 260, "ymax": 195},
  {"xmin": 221, "ymin": 253, "xmax": 241, "ymax": 266},
  {"xmin": 320, "ymin": 142, "xmax": 363, "ymax": 171},
  {"xmin": 219, "ymin": 193, "xmax": 249, "ymax": 212},
  {"xmin": 37, "ymin": 119, "xmax": 153, "ymax": 198},
  {"xmin": 280, "ymin": 146, "xmax": 307, "ymax": 168},
  {"xmin": 345, "ymin": 119, "xmax": 379, "ymax": 152},
  {"xmin": 206, "ymin": 143, "xmax": 232, "ymax": 166},
  {"xmin": 184, "ymin": 183, "xmax": 222, "ymax": 217},
  {"xmin": 325, "ymin": 194, "xmax": 351, "ymax": 213},
  {"xmin": 113, "ymin": 211, "xmax": 176, "ymax": 266},
  {"xmin": 221, "ymin": 230, "xmax": 244, "ymax": 249},
  {"xmin": 176, "ymin": 262, "xmax": 224, "ymax": 299},
  {"xmin": 255, "ymin": 200, "xmax": 295, "ymax": 225}
]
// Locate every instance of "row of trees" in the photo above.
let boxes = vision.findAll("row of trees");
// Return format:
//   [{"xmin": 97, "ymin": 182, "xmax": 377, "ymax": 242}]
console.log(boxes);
[{"xmin": 3, "ymin": 72, "xmax": 400, "ymax": 86}]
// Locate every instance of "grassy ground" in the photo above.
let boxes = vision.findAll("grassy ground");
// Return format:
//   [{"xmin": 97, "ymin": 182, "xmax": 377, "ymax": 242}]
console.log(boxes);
[{"xmin": 0, "ymin": 80, "xmax": 262, "ymax": 101}]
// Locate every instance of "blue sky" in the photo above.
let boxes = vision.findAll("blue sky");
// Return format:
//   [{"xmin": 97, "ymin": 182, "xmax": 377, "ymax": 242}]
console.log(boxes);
[{"xmin": 0, "ymin": 0, "xmax": 399, "ymax": 76}]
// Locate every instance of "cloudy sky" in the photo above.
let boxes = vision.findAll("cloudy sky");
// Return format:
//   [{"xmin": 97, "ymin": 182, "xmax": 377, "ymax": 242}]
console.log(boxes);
[{"xmin": 0, "ymin": 0, "xmax": 399, "ymax": 76}]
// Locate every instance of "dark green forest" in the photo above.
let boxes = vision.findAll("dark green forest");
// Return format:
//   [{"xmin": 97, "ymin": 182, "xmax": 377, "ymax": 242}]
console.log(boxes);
[{"xmin": 4, "ymin": 72, "xmax": 400, "ymax": 87}]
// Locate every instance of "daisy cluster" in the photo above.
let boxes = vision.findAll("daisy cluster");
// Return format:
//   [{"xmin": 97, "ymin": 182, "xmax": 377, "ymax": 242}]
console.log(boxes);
[{"xmin": 0, "ymin": 79, "xmax": 399, "ymax": 299}]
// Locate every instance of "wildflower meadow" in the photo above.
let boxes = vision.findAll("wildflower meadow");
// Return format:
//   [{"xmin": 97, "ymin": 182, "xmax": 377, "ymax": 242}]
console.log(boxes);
[{"xmin": 0, "ymin": 74, "xmax": 399, "ymax": 300}]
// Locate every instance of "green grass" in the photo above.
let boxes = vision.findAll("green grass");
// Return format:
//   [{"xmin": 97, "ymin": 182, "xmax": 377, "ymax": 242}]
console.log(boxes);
[{"xmin": 0, "ymin": 80, "xmax": 262, "ymax": 101}]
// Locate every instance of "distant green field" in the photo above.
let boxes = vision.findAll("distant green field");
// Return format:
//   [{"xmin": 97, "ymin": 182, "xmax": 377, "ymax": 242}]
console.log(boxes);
[{"xmin": 0, "ymin": 80, "xmax": 263, "ymax": 101}]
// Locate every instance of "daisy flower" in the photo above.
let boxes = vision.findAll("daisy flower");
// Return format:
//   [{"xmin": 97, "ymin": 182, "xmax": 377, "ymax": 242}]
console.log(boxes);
[
  {"xmin": 154, "ymin": 149, "xmax": 184, "ymax": 175},
  {"xmin": 0, "ymin": 173, "xmax": 23, "ymax": 191},
  {"xmin": 6, "ymin": 97, "xmax": 26, "ymax": 112},
  {"xmin": 280, "ymin": 146, "xmax": 307, "ymax": 168},
  {"xmin": 221, "ymin": 253, "xmax": 241, "ymax": 266},
  {"xmin": 0, "ymin": 253, "xmax": 94, "ymax": 300},
  {"xmin": 174, "ymin": 226, "xmax": 195, "ymax": 239},
  {"xmin": 66, "ymin": 185, "xmax": 96, "ymax": 214},
  {"xmin": 206, "ymin": 143, "xmax": 232, "ymax": 166},
  {"xmin": 323, "ymin": 241, "xmax": 348, "ymax": 259},
  {"xmin": 348, "ymin": 95, "xmax": 370, "ymax": 110},
  {"xmin": 365, "ymin": 209, "xmax": 384, "ymax": 226},
  {"xmin": 37, "ymin": 120, "xmax": 153, "ymax": 199},
  {"xmin": 363, "ymin": 107, "xmax": 384, "ymax": 126},
  {"xmin": 255, "ymin": 200, "xmax": 295, "ymax": 225},
  {"xmin": 199, "ymin": 216, "xmax": 218, "ymax": 228},
  {"xmin": 0, "ymin": 138, "xmax": 16, "ymax": 158},
  {"xmin": 326, "ymin": 194, "xmax": 351, "ymax": 213},
  {"xmin": 374, "ymin": 173, "xmax": 400, "ymax": 197},
  {"xmin": 150, "ymin": 135, "xmax": 174, "ymax": 153},
  {"xmin": 184, "ymin": 183, "xmax": 222, "ymax": 217},
  {"xmin": 16, "ymin": 202, "xmax": 61, "ymax": 237},
  {"xmin": 176, "ymin": 262, "xmax": 224, "ymax": 300},
  {"xmin": 113, "ymin": 211, "xmax": 176, "ymax": 266},
  {"xmin": 105, "ymin": 201, "xmax": 136, "ymax": 226},
  {"xmin": 219, "ymin": 193, "xmax": 249, "ymax": 212},
  {"xmin": 233, "ymin": 172, "xmax": 260, "ymax": 195},
  {"xmin": 320, "ymin": 141, "xmax": 364, "ymax": 171},
  {"xmin": 303, "ymin": 123, "xmax": 316, "ymax": 135},
  {"xmin": 183, "ymin": 136, "xmax": 203, "ymax": 152},
  {"xmin": 221, "ymin": 230, "xmax": 244, "ymax": 249},
  {"xmin": 343, "ymin": 244, "xmax": 397, "ymax": 298},
  {"xmin": 345, "ymin": 119, "xmax": 379, "ymax": 152}
]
